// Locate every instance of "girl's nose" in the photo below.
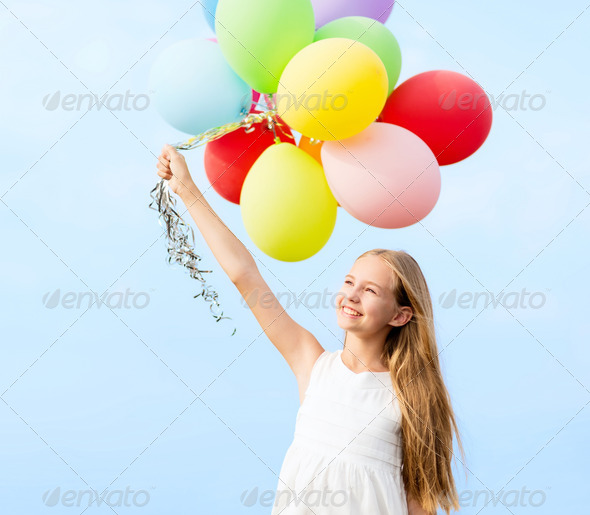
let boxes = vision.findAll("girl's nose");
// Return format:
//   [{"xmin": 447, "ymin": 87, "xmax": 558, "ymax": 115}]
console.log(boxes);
[{"xmin": 347, "ymin": 289, "xmax": 361, "ymax": 303}]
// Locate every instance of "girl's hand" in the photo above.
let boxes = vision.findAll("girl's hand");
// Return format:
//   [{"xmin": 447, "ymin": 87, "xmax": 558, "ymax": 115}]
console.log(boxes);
[{"xmin": 156, "ymin": 144, "xmax": 196, "ymax": 199}]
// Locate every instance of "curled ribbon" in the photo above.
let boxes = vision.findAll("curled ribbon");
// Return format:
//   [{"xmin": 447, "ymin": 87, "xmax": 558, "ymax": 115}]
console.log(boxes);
[
  {"xmin": 150, "ymin": 102, "xmax": 291, "ymax": 337},
  {"xmin": 149, "ymin": 179, "xmax": 236, "ymax": 335}
]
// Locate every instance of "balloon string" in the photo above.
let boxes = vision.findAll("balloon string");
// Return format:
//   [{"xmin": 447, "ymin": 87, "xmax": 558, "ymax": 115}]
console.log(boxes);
[
  {"xmin": 149, "ymin": 178, "xmax": 237, "ymax": 337},
  {"xmin": 174, "ymin": 109, "xmax": 292, "ymax": 150}
]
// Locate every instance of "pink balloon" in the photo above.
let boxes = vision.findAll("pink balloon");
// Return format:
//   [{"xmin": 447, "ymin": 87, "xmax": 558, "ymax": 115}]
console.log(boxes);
[
  {"xmin": 321, "ymin": 123, "xmax": 441, "ymax": 229},
  {"xmin": 250, "ymin": 90, "xmax": 261, "ymax": 113}
]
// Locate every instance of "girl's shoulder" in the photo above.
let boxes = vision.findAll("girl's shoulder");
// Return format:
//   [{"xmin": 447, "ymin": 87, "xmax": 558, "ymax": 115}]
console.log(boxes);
[
  {"xmin": 311, "ymin": 348, "xmax": 338, "ymax": 373},
  {"xmin": 307, "ymin": 348, "xmax": 344, "ymax": 385},
  {"xmin": 303, "ymin": 348, "xmax": 338, "ymax": 397}
]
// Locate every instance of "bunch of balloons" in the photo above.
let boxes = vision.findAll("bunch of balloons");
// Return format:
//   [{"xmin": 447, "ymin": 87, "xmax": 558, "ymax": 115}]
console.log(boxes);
[{"xmin": 149, "ymin": 0, "xmax": 492, "ymax": 263}]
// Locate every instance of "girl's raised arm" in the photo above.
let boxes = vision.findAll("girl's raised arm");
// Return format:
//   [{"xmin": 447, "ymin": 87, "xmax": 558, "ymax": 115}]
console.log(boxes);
[
  {"xmin": 156, "ymin": 145, "xmax": 325, "ymax": 396},
  {"xmin": 157, "ymin": 144, "xmax": 255, "ymax": 283}
]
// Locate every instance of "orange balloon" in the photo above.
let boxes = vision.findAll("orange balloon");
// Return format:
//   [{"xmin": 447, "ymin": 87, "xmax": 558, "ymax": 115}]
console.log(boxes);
[
  {"xmin": 298, "ymin": 136, "xmax": 341, "ymax": 208},
  {"xmin": 299, "ymin": 136, "xmax": 323, "ymax": 164}
]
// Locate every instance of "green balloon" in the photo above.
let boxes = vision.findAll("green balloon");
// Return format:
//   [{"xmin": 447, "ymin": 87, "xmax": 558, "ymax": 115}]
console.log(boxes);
[
  {"xmin": 216, "ymin": 0, "xmax": 315, "ymax": 94},
  {"xmin": 314, "ymin": 16, "xmax": 402, "ymax": 95}
]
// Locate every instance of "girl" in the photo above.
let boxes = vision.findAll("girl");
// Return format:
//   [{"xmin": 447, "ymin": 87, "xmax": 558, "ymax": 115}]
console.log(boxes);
[{"xmin": 156, "ymin": 144, "xmax": 465, "ymax": 514}]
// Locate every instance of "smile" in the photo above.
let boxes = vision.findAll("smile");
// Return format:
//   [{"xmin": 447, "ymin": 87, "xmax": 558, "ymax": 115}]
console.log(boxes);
[{"xmin": 342, "ymin": 306, "xmax": 362, "ymax": 317}]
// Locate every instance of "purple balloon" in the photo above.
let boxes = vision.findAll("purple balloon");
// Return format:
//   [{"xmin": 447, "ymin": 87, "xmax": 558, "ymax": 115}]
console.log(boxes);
[{"xmin": 311, "ymin": 0, "xmax": 394, "ymax": 28}]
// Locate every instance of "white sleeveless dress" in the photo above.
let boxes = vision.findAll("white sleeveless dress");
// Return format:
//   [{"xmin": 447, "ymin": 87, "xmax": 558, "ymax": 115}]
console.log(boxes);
[{"xmin": 271, "ymin": 349, "xmax": 408, "ymax": 514}]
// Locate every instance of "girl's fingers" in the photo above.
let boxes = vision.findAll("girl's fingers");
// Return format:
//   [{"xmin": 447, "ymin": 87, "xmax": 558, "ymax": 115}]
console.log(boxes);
[{"xmin": 156, "ymin": 149, "xmax": 173, "ymax": 179}]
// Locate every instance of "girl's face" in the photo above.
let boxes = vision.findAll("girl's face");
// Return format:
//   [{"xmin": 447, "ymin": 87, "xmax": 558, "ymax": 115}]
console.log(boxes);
[{"xmin": 336, "ymin": 255, "xmax": 400, "ymax": 332}]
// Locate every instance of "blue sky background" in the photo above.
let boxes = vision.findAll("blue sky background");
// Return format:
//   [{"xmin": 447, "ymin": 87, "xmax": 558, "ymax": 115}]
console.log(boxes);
[{"xmin": 1, "ymin": 0, "xmax": 589, "ymax": 513}]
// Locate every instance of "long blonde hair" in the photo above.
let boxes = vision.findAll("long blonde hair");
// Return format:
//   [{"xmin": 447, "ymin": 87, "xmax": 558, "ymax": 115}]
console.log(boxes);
[{"xmin": 351, "ymin": 249, "xmax": 466, "ymax": 514}]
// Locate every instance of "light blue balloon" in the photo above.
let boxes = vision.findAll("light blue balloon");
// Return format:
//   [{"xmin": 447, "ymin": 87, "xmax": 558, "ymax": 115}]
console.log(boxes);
[
  {"xmin": 149, "ymin": 39, "xmax": 252, "ymax": 135},
  {"xmin": 202, "ymin": 0, "xmax": 218, "ymax": 32}
]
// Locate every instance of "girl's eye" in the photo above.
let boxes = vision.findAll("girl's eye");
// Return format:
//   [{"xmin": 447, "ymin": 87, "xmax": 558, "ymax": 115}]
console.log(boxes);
[{"xmin": 345, "ymin": 280, "xmax": 376, "ymax": 294}]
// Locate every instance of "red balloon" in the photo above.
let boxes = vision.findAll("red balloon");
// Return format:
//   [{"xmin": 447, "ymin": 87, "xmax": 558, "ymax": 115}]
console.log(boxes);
[
  {"xmin": 204, "ymin": 118, "xmax": 294, "ymax": 204},
  {"xmin": 379, "ymin": 70, "xmax": 493, "ymax": 166}
]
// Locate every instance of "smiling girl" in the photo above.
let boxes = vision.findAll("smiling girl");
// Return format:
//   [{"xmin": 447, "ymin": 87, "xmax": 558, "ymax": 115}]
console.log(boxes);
[{"xmin": 156, "ymin": 144, "xmax": 465, "ymax": 514}]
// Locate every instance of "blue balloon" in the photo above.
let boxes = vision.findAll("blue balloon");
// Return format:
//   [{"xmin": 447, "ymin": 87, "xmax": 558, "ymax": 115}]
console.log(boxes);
[
  {"xmin": 149, "ymin": 39, "xmax": 252, "ymax": 135},
  {"xmin": 202, "ymin": 0, "xmax": 218, "ymax": 32}
]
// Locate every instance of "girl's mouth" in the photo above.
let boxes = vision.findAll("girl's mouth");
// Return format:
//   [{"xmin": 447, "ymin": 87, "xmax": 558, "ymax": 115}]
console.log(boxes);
[{"xmin": 342, "ymin": 306, "xmax": 363, "ymax": 318}]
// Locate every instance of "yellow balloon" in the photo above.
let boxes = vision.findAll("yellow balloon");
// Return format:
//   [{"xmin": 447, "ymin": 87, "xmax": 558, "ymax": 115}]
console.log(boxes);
[
  {"xmin": 276, "ymin": 38, "xmax": 388, "ymax": 141},
  {"xmin": 240, "ymin": 143, "xmax": 338, "ymax": 262}
]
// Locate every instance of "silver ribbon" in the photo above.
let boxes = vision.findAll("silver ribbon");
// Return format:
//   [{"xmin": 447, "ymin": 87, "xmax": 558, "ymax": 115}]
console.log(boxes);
[{"xmin": 149, "ymin": 177, "xmax": 237, "ymax": 336}]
